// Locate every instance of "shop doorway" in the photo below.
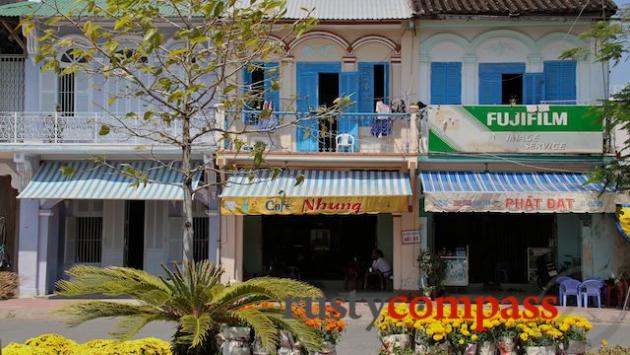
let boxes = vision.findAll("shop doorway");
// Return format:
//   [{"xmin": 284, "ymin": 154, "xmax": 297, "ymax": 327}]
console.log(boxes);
[
  {"xmin": 260, "ymin": 215, "xmax": 377, "ymax": 281},
  {"xmin": 434, "ymin": 213, "xmax": 555, "ymax": 283},
  {"xmin": 318, "ymin": 73, "xmax": 339, "ymax": 152},
  {"xmin": 124, "ymin": 201, "xmax": 145, "ymax": 269}
]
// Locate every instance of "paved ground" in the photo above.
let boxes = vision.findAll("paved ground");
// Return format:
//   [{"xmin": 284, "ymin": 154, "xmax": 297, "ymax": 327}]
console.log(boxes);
[{"xmin": 0, "ymin": 299, "xmax": 629, "ymax": 354}]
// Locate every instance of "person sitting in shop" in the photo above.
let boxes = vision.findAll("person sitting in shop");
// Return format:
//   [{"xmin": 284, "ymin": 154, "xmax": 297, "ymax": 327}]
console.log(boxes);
[{"xmin": 364, "ymin": 249, "xmax": 393, "ymax": 290}]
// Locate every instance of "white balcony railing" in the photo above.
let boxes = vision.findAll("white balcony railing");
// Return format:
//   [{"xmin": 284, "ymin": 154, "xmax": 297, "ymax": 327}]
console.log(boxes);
[{"xmin": 0, "ymin": 111, "xmax": 217, "ymax": 145}]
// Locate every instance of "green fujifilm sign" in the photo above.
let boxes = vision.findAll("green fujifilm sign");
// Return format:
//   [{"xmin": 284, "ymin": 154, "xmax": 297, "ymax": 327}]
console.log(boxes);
[{"xmin": 428, "ymin": 105, "xmax": 603, "ymax": 153}]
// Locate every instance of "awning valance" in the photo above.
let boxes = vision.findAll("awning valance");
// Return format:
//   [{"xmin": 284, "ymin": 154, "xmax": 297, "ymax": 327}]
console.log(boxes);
[
  {"xmin": 420, "ymin": 171, "xmax": 617, "ymax": 213},
  {"xmin": 220, "ymin": 170, "xmax": 412, "ymax": 215},
  {"xmin": 19, "ymin": 161, "xmax": 200, "ymax": 201}
]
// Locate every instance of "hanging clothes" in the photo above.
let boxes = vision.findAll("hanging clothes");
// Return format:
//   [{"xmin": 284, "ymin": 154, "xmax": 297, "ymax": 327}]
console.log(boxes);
[
  {"xmin": 371, "ymin": 101, "xmax": 393, "ymax": 137},
  {"xmin": 256, "ymin": 100, "xmax": 278, "ymax": 130}
]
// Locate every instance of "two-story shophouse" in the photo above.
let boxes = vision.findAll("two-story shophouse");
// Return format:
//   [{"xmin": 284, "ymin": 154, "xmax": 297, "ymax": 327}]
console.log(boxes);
[
  {"xmin": 0, "ymin": 1, "xmax": 224, "ymax": 296},
  {"xmin": 412, "ymin": 0, "xmax": 630, "ymax": 289}
]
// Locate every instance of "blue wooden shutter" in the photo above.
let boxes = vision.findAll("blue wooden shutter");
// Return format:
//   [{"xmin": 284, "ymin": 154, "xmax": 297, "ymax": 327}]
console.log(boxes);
[
  {"xmin": 263, "ymin": 62, "xmax": 280, "ymax": 111},
  {"xmin": 430, "ymin": 62, "xmax": 446, "ymax": 104},
  {"xmin": 296, "ymin": 65, "xmax": 318, "ymax": 152},
  {"xmin": 339, "ymin": 71, "xmax": 359, "ymax": 150},
  {"xmin": 523, "ymin": 73, "xmax": 545, "ymax": 104},
  {"xmin": 242, "ymin": 66, "xmax": 252, "ymax": 91},
  {"xmin": 445, "ymin": 62, "xmax": 462, "ymax": 104},
  {"xmin": 432, "ymin": 62, "xmax": 462, "ymax": 104},
  {"xmin": 544, "ymin": 60, "xmax": 576, "ymax": 104},
  {"xmin": 358, "ymin": 62, "xmax": 374, "ymax": 114},
  {"xmin": 479, "ymin": 64, "xmax": 502, "ymax": 104}
]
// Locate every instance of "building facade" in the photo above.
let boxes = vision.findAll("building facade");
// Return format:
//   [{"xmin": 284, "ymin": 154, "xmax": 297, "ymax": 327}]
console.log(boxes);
[{"xmin": 0, "ymin": 0, "xmax": 628, "ymax": 296}]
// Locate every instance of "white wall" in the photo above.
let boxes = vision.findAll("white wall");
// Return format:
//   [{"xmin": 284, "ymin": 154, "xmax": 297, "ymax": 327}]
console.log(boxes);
[{"xmin": 418, "ymin": 21, "xmax": 608, "ymax": 105}]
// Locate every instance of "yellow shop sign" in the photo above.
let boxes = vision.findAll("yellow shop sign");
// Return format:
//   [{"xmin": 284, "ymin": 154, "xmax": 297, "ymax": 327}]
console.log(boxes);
[{"xmin": 220, "ymin": 196, "xmax": 409, "ymax": 215}]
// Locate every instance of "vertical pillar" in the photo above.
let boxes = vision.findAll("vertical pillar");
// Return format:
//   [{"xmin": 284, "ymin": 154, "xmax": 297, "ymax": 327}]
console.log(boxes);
[
  {"xmin": 280, "ymin": 56, "xmax": 295, "ymax": 111},
  {"xmin": 392, "ymin": 214, "xmax": 402, "ymax": 290},
  {"xmin": 418, "ymin": 56, "xmax": 430, "ymax": 104},
  {"xmin": 391, "ymin": 55, "xmax": 402, "ymax": 101},
  {"xmin": 462, "ymin": 55, "xmax": 478, "ymax": 105},
  {"xmin": 204, "ymin": 154, "xmax": 220, "ymax": 266},
  {"xmin": 37, "ymin": 209, "xmax": 52, "ymax": 295},
  {"xmin": 220, "ymin": 215, "xmax": 243, "ymax": 283},
  {"xmin": 18, "ymin": 199, "xmax": 39, "ymax": 296}
]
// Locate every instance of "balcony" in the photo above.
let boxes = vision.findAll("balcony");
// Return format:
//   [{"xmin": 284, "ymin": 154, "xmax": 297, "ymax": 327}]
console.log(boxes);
[
  {"xmin": 221, "ymin": 111, "xmax": 420, "ymax": 155},
  {"xmin": 0, "ymin": 111, "xmax": 217, "ymax": 146}
]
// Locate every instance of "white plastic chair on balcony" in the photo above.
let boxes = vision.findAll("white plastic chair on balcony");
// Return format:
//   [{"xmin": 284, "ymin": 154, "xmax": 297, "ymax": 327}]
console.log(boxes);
[{"xmin": 335, "ymin": 133, "xmax": 355, "ymax": 152}]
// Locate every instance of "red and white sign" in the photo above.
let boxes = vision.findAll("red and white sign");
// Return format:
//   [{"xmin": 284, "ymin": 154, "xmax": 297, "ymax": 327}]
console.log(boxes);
[{"xmin": 424, "ymin": 192, "xmax": 617, "ymax": 213}]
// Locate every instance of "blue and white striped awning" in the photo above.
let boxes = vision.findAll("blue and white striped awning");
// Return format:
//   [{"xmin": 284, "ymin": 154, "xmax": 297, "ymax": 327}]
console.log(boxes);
[
  {"xmin": 420, "ymin": 171, "xmax": 617, "ymax": 213},
  {"xmin": 220, "ymin": 169, "xmax": 412, "ymax": 215},
  {"xmin": 19, "ymin": 161, "xmax": 200, "ymax": 201}
]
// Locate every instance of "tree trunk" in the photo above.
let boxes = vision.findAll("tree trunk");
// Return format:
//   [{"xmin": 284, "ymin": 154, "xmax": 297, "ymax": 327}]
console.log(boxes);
[{"xmin": 182, "ymin": 116, "xmax": 194, "ymax": 264}]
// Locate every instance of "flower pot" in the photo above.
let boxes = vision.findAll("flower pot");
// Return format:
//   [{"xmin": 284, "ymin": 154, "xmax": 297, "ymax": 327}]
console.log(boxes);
[
  {"xmin": 221, "ymin": 326, "xmax": 251, "ymax": 355},
  {"xmin": 463, "ymin": 343, "xmax": 477, "ymax": 355},
  {"xmin": 562, "ymin": 340, "xmax": 587, "ymax": 355},
  {"xmin": 478, "ymin": 341, "xmax": 497, "ymax": 355},
  {"xmin": 278, "ymin": 330, "xmax": 302, "ymax": 355},
  {"xmin": 382, "ymin": 334, "xmax": 411, "ymax": 351},
  {"xmin": 414, "ymin": 342, "xmax": 448, "ymax": 355},
  {"xmin": 524, "ymin": 345, "xmax": 556, "ymax": 355},
  {"xmin": 309, "ymin": 341, "xmax": 337, "ymax": 355},
  {"xmin": 497, "ymin": 336, "xmax": 516, "ymax": 355}
]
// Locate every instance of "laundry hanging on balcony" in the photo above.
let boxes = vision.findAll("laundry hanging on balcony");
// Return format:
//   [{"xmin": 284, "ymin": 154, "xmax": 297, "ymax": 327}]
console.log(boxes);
[{"xmin": 371, "ymin": 101, "xmax": 393, "ymax": 137}]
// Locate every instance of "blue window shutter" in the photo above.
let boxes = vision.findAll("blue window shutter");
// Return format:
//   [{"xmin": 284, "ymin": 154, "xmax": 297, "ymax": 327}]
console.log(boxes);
[
  {"xmin": 339, "ymin": 71, "xmax": 359, "ymax": 150},
  {"xmin": 523, "ymin": 73, "xmax": 544, "ymax": 104},
  {"xmin": 296, "ymin": 65, "xmax": 318, "ymax": 152},
  {"xmin": 430, "ymin": 62, "xmax": 446, "ymax": 104},
  {"xmin": 358, "ymin": 62, "xmax": 374, "ymax": 113},
  {"xmin": 544, "ymin": 60, "xmax": 576, "ymax": 103},
  {"xmin": 263, "ymin": 62, "xmax": 280, "ymax": 110},
  {"xmin": 446, "ymin": 62, "xmax": 462, "ymax": 104},
  {"xmin": 431, "ymin": 62, "xmax": 462, "ymax": 104},
  {"xmin": 242, "ymin": 66, "xmax": 252, "ymax": 91},
  {"xmin": 479, "ymin": 64, "xmax": 502, "ymax": 104}
]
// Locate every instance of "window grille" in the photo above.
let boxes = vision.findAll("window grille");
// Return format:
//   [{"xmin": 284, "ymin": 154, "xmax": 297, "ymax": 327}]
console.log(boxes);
[
  {"xmin": 193, "ymin": 217, "xmax": 209, "ymax": 261},
  {"xmin": 75, "ymin": 217, "xmax": 102, "ymax": 263},
  {"xmin": 58, "ymin": 73, "xmax": 75, "ymax": 114},
  {"xmin": 0, "ymin": 55, "xmax": 25, "ymax": 111}
]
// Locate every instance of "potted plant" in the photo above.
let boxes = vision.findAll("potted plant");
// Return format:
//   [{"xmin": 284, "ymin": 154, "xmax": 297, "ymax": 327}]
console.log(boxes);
[
  {"xmin": 446, "ymin": 319, "xmax": 477, "ymax": 355},
  {"xmin": 494, "ymin": 318, "xmax": 519, "ymax": 355},
  {"xmin": 374, "ymin": 303, "xmax": 413, "ymax": 352},
  {"xmin": 518, "ymin": 323, "xmax": 561, "ymax": 355},
  {"xmin": 290, "ymin": 303, "xmax": 346, "ymax": 355},
  {"xmin": 477, "ymin": 328, "xmax": 497, "ymax": 355},
  {"xmin": 556, "ymin": 316, "xmax": 592, "ymax": 355},
  {"xmin": 219, "ymin": 324, "xmax": 252, "ymax": 355},
  {"xmin": 417, "ymin": 249, "xmax": 447, "ymax": 298}
]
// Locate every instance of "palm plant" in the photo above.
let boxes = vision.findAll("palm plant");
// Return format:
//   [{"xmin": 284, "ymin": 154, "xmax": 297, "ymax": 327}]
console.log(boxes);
[{"xmin": 56, "ymin": 261, "xmax": 324, "ymax": 354}]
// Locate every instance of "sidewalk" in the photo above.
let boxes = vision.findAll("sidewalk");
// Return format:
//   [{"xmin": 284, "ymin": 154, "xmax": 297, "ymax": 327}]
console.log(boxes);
[
  {"xmin": 1, "ymin": 298, "xmax": 629, "ymax": 323},
  {"xmin": 0, "ymin": 298, "xmax": 629, "ymax": 353}
]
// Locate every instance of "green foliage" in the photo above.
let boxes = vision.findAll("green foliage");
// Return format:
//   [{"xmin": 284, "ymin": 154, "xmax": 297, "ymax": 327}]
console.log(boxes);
[
  {"xmin": 417, "ymin": 249, "xmax": 447, "ymax": 296},
  {"xmin": 56, "ymin": 261, "xmax": 324, "ymax": 354},
  {"xmin": 2, "ymin": 334, "xmax": 171, "ymax": 355},
  {"xmin": 562, "ymin": 5, "xmax": 630, "ymax": 192}
]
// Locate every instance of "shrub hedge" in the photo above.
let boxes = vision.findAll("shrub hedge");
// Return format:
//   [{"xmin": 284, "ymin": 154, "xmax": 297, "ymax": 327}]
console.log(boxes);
[{"xmin": 2, "ymin": 334, "xmax": 171, "ymax": 355}]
